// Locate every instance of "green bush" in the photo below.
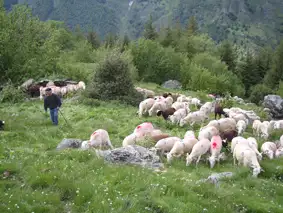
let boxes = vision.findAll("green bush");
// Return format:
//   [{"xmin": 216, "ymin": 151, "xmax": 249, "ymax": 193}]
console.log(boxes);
[
  {"xmin": 249, "ymin": 84, "xmax": 273, "ymax": 105},
  {"xmin": 0, "ymin": 82, "xmax": 25, "ymax": 104},
  {"xmin": 86, "ymin": 49, "xmax": 143, "ymax": 106}
]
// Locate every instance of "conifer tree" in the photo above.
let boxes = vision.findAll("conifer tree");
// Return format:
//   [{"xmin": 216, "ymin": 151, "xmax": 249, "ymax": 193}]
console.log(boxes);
[
  {"xmin": 218, "ymin": 40, "xmax": 237, "ymax": 72},
  {"xmin": 143, "ymin": 14, "xmax": 158, "ymax": 40},
  {"xmin": 187, "ymin": 16, "xmax": 198, "ymax": 36}
]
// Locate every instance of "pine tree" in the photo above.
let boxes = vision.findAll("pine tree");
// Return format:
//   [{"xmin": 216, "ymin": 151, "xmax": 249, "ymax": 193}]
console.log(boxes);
[
  {"xmin": 218, "ymin": 40, "xmax": 237, "ymax": 72},
  {"xmin": 87, "ymin": 31, "xmax": 100, "ymax": 49},
  {"xmin": 104, "ymin": 33, "xmax": 118, "ymax": 48},
  {"xmin": 187, "ymin": 16, "xmax": 198, "ymax": 36},
  {"xmin": 253, "ymin": 47, "xmax": 272, "ymax": 83},
  {"xmin": 120, "ymin": 34, "xmax": 130, "ymax": 52},
  {"xmin": 143, "ymin": 15, "xmax": 158, "ymax": 40},
  {"xmin": 264, "ymin": 40, "xmax": 283, "ymax": 88},
  {"xmin": 238, "ymin": 51, "xmax": 257, "ymax": 95},
  {"xmin": 160, "ymin": 27, "xmax": 173, "ymax": 47}
]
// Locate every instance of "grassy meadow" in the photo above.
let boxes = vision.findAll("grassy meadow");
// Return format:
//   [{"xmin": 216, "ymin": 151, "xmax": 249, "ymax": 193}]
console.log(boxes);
[{"xmin": 1, "ymin": 84, "xmax": 283, "ymax": 213}]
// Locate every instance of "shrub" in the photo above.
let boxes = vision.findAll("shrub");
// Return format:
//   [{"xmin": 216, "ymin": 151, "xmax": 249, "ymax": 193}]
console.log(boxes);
[
  {"xmin": 86, "ymin": 49, "xmax": 143, "ymax": 106},
  {"xmin": 249, "ymin": 84, "xmax": 273, "ymax": 105},
  {"xmin": 0, "ymin": 82, "xmax": 25, "ymax": 104}
]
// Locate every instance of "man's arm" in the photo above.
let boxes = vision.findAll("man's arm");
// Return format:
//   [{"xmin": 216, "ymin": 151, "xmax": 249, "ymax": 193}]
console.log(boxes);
[
  {"xmin": 56, "ymin": 95, "xmax": 62, "ymax": 108},
  {"xmin": 44, "ymin": 98, "xmax": 48, "ymax": 112}
]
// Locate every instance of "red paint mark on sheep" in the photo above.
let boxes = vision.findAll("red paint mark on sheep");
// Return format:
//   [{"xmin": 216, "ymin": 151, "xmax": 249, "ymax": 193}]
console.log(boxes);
[
  {"xmin": 91, "ymin": 131, "xmax": 96, "ymax": 136},
  {"xmin": 137, "ymin": 125, "xmax": 142, "ymax": 129},
  {"xmin": 212, "ymin": 142, "xmax": 217, "ymax": 149}
]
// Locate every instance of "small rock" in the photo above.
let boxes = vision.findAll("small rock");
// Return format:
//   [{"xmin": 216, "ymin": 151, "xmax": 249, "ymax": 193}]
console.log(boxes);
[{"xmin": 56, "ymin": 138, "xmax": 83, "ymax": 151}]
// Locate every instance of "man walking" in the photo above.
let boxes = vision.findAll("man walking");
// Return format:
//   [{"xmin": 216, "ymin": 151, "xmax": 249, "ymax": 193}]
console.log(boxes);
[{"xmin": 44, "ymin": 88, "xmax": 62, "ymax": 125}]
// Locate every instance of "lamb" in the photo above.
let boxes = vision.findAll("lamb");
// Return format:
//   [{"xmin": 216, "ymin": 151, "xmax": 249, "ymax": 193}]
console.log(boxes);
[
  {"xmin": 157, "ymin": 108, "xmax": 176, "ymax": 120},
  {"xmin": 186, "ymin": 138, "xmax": 211, "ymax": 166},
  {"xmin": 138, "ymin": 98, "xmax": 155, "ymax": 118},
  {"xmin": 258, "ymin": 121, "xmax": 270, "ymax": 139},
  {"xmin": 261, "ymin": 142, "xmax": 277, "ymax": 159},
  {"xmin": 233, "ymin": 144, "xmax": 264, "ymax": 177},
  {"xmin": 236, "ymin": 120, "xmax": 247, "ymax": 135},
  {"xmin": 168, "ymin": 108, "xmax": 189, "ymax": 125},
  {"xmin": 252, "ymin": 120, "xmax": 261, "ymax": 136},
  {"xmin": 214, "ymin": 102, "xmax": 228, "ymax": 120},
  {"xmin": 198, "ymin": 126, "xmax": 219, "ymax": 141},
  {"xmin": 167, "ymin": 136, "xmax": 198, "ymax": 163},
  {"xmin": 154, "ymin": 137, "xmax": 182, "ymax": 155},
  {"xmin": 89, "ymin": 129, "xmax": 114, "ymax": 150},
  {"xmin": 179, "ymin": 110, "xmax": 208, "ymax": 127},
  {"xmin": 148, "ymin": 101, "xmax": 167, "ymax": 116},
  {"xmin": 208, "ymin": 135, "xmax": 223, "ymax": 168},
  {"xmin": 164, "ymin": 96, "xmax": 174, "ymax": 108}
]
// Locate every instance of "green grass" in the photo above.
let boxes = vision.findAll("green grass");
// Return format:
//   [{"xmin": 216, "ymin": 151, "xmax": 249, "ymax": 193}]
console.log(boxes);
[{"xmin": 1, "ymin": 84, "xmax": 283, "ymax": 213}]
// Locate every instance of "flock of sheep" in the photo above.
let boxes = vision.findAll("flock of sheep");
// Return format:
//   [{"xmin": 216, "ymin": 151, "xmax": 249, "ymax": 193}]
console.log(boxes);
[
  {"xmin": 72, "ymin": 88, "xmax": 283, "ymax": 177},
  {"xmin": 39, "ymin": 80, "xmax": 86, "ymax": 100}
]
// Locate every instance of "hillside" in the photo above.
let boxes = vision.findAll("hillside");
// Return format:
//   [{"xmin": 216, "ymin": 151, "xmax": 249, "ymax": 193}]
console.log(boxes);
[
  {"xmin": 3, "ymin": 0, "xmax": 283, "ymax": 48},
  {"xmin": 1, "ymin": 83, "xmax": 283, "ymax": 212}
]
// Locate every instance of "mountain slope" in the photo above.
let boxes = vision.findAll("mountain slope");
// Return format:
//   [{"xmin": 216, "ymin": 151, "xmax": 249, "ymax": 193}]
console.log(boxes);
[{"xmin": 3, "ymin": 0, "xmax": 283, "ymax": 47}]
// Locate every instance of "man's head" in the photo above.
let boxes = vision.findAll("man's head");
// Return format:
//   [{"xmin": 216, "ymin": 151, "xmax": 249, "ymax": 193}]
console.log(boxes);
[{"xmin": 45, "ymin": 88, "xmax": 52, "ymax": 96}]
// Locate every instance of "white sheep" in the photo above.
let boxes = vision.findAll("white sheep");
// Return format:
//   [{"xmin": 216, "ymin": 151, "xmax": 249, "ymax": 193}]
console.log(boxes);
[
  {"xmin": 191, "ymin": 98, "xmax": 201, "ymax": 107},
  {"xmin": 167, "ymin": 137, "xmax": 198, "ymax": 163},
  {"xmin": 233, "ymin": 144, "xmax": 264, "ymax": 177},
  {"xmin": 180, "ymin": 111, "xmax": 208, "ymax": 127},
  {"xmin": 275, "ymin": 147, "xmax": 283, "ymax": 158},
  {"xmin": 80, "ymin": 140, "xmax": 90, "ymax": 150},
  {"xmin": 168, "ymin": 108, "xmax": 189, "ymax": 125},
  {"xmin": 164, "ymin": 96, "xmax": 174, "ymax": 108},
  {"xmin": 148, "ymin": 101, "xmax": 167, "ymax": 116},
  {"xmin": 236, "ymin": 120, "xmax": 247, "ymax": 135},
  {"xmin": 186, "ymin": 138, "xmax": 211, "ymax": 166},
  {"xmin": 138, "ymin": 98, "xmax": 155, "ymax": 118},
  {"xmin": 252, "ymin": 120, "xmax": 261, "ymax": 136},
  {"xmin": 155, "ymin": 137, "xmax": 181, "ymax": 155},
  {"xmin": 89, "ymin": 129, "xmax": 114, "ymax": 149},
  {"xmin": 261, "ymin": 142, "xmax": 277, "ymax": 159},
  {"xmin": 231, "ymin": 137, "xmax": 262, "ymax": 160},
  {"xmin": 184, "ymin": 130, "xmax": 196, "ymax": 139},
  {"xmin": 198, "ymin": 126, "xmax": 219, "ymax": 141},
  {"xmin": 207, "ymin": 118, "xmax": 236, "ymax": 133},
  {"xmin": 172, "ymin": 102, "xmax": 189, "ymax": 110},
  {"xmin": 200, "ymin": 102, "xmax": 213, "ymax": 115},
  {"xmin": 230, "ymin": 113, "xmax": 248, "ymax": 124},
  {"xmin": 278, "ymin": 135, "xmax": 283, "ymax": 148},
  {"xmin": 208, "ymin": 135, "xmax": 223, "ymax": 168},
  {"xmin": 78, "ymin": 81, "xmax": 86, "ymax": 90},
  {"xmin": 258, "ymin": 121, "xmax": 270, "ymax": 139},
  {"xmin": 177, "ymin": 95, "xmax": 190, "ymax": 102}
]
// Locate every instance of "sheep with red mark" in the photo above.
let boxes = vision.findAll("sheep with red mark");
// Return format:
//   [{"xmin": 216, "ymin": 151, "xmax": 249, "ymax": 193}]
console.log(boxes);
[
  {"xmin": 133, "ymin": 122, "xmax": 154, "ymax": 137},
  {"xmin": 89, "ymin": 129, "xmax": 114, "ymax": 150},
  {"xmin": 168, "ymin": 108, "xmax": 189, "ymax": 125},
  {"xmin": 157, "ymin": 108, "xmax": 176, "ymax": 120},
  {"xmin": 154, "ymin": 137, "xmax": 182, "ymax": 156},
  {"xmin": 138, "ymin": 98, "xmax": 155, "ymax": 118},
  {"xmin": 208, "ymin": 135, "xmax": 223, "ymax": 168},
  {"xmin": 261, "ymin": 142, "xmax": 277, "ymax": 159},
  {"xmin": 186, "ymin": 138, "xmax": 211, "ymax": 166}
]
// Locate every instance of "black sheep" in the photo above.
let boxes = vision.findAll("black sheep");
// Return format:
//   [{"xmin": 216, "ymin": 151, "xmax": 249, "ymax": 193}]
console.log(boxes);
[{"xmin": 157, "ymin": 108, "xmax": 176, "ymax": 120}]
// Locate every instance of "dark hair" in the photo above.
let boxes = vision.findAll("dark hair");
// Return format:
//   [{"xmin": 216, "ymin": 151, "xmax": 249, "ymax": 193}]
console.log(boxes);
[{"xmin": 45, "ymin": 88, "xmax": 52, "ymax": 92}]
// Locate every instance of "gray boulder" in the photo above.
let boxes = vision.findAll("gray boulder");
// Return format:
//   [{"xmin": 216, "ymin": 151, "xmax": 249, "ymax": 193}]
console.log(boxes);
[
  {"xmin": 263, "ymin": 95, "xmax": 283, "ymax": 119},
  {"xmin": 56, "ymin": 138, "xmax": 83, "ymax": 150},
  {"xmin": 95, "ymin": 145, "xmax": 164, "ymax": 170},
  {"xmin": 162, "ymin": 80, "xmax": 182, "ymax": 89}
]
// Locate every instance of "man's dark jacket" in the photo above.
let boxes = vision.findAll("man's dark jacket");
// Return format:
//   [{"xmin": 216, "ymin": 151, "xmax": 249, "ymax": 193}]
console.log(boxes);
[{"xmin": 44, "ymin": 94, "xmax": 62, "ymax": 111}]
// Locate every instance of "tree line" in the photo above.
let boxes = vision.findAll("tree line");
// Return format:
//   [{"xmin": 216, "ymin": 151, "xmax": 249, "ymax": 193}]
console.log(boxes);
[{"xmin": 1, "ymin": 2, "xmax": 283, "ymax": 105}]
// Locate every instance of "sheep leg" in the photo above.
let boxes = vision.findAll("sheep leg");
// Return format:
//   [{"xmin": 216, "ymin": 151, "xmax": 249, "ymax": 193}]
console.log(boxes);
[{"xmin": 196, "ymin": 155, "xmax": 202, "ymax": 166}]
